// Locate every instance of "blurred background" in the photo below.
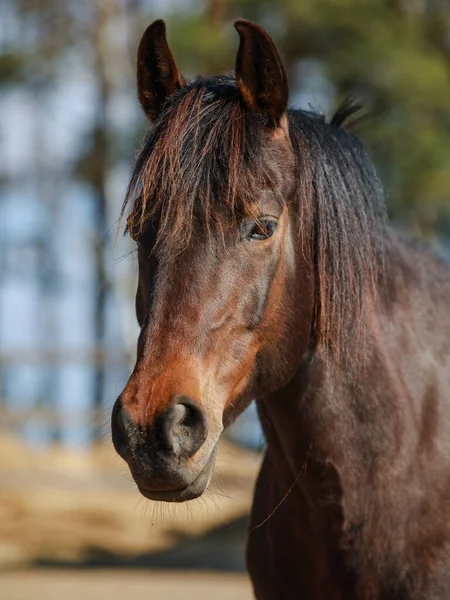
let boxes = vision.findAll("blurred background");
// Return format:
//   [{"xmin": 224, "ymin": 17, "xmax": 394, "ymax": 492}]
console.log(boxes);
[{"xmin": 0, "ymin": 0, "xmax": 449, "ymax": 598}]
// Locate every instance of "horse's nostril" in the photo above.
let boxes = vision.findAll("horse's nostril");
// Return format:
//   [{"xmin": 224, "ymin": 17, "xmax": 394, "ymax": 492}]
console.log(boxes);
[{"xmin": 161, "ymin": 398, "xmax": 207, "ymax": 458}]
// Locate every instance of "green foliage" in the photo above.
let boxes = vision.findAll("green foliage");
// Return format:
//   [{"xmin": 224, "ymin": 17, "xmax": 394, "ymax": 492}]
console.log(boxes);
[{"xmin": 0, "ymin": 51, "xmax": 26, "ymax": 84}]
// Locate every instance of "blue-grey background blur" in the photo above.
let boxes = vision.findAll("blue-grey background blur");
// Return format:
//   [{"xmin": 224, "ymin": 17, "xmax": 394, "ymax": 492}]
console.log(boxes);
[{"xmin": 0, "ymin": 1, "xmax": 449, "ymax": 598}]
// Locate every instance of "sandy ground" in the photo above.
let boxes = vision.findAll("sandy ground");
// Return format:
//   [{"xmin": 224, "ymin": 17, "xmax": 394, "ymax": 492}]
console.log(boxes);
[
  {"xmin": 0, "ymin": 435, "xmax": 261, "ymax": 567},
  {"xmin": 0, "ymin": 569, "xmax": 253, "ymax": 600},
  {"xmin": 0, "ymin": 434, "xmax": 261, "ymax": 598}
]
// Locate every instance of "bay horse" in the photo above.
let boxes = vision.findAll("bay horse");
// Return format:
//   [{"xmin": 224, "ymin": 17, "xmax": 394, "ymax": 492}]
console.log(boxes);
[{"xmin": 111, "ymin": 18, "xmax": 450, "ymax": 599}]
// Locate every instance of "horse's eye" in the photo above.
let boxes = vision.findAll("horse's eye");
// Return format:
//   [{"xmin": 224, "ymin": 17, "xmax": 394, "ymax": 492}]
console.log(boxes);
[{"xmin": 244, "ymin": 218, "xmax": 278, "ymax": 241}]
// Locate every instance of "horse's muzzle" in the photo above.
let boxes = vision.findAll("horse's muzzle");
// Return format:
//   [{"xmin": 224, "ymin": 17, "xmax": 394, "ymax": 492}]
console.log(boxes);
[{"xmin": 111, "ymin": 396, "xmax": 214, "ymax": 502}]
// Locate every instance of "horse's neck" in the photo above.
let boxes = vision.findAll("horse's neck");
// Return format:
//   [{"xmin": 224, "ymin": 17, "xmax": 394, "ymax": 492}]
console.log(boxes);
[
  {"xmin": 256, "ymin": 356, "xmax": 393, "ymax": 575},
  {"xmin": 260, "ymin": 231, "xmax": 450, "ymax": 482},
  {"xmin": 257, "ymin": 324, "xmax": 409, "ymax": 521},
  {"xmin": 258, "ymin": 236, "xmax": 450, "ymax": 523},
  {"xmin": 258, "ymin": 352, "xmax": 366, "ymax": 486}
]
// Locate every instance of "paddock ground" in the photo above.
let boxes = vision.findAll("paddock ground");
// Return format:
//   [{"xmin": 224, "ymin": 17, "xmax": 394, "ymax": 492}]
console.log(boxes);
[
  {"xmin": 0, "ymin": 569, "xmax": 253, "ymax": 600},
  {"xmin": 0, "ymin": 434, "xmax": 260, "ymax": 599}
]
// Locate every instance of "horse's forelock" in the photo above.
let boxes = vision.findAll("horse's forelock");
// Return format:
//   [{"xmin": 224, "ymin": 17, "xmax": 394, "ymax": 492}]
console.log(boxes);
[{"xmin": 122, "ymin": 76, "xmax": 261, "ymax": 254}]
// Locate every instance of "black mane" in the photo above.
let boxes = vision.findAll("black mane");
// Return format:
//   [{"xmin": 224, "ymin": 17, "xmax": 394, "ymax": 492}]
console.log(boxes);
[{"xmin": 287, "ymin": 106, "xmax": 387, "ymax": 360}]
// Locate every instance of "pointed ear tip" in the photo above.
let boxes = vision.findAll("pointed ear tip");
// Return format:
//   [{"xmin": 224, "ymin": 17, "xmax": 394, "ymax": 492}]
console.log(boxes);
[
  {"xmin": 138, "ymin": 20, "xmax": 168, "ymax": 56},
  {"xmin": 234, "ymin": 19, "xmax": 275, "ymax": 43},
  {"xmin": 234, "ymin": 18, "xmax": 249, "ymax": 27},
  {"xmin": 143, "ymin": 19, "xmax": 166, "ymax": 38},
  {"xmin": 234, "ymin": 19, "xmax": 257, "ymax": 33},
  {"xmin": 150, "ymin": 18, "xmax": 166, "ymax": 28}
]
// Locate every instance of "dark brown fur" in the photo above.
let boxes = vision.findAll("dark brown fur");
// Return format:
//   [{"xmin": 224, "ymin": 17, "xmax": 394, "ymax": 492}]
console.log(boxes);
[{"xmin": 112, "ymin": 19, "xmax": 450, "ymax": 599}]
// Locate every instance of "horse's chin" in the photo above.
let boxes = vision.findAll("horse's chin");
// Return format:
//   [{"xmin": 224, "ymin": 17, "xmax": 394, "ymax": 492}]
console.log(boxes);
[{"xmin": 136, "ymin": 447, "xmax": 217, "ymax": 503}]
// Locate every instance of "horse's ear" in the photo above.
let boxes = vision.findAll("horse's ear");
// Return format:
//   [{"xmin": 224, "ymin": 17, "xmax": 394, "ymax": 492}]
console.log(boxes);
[
  {"xmin": 137, "ymin": 20, "xmax": 185, "ymax": 122},
  {"xmin": 234, "ymin": 19, "xmax": 288, "ymax": 128}
]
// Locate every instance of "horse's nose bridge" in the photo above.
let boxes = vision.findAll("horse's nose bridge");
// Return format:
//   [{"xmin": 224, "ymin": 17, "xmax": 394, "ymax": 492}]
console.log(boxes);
[
  {"xmin": 118, "ymin": 368, "xmax": 153, "ymax": 427},
  {"xmin": 148, "ymin": 251, "xmax": 208, "ymax": 344},
  {"xmin": 120, "ymin": 354, "xmax": 204, "ymax": 429},
  {"xmin": 140, "ymin": 294, "xmax": 202, "ymax": 362}
]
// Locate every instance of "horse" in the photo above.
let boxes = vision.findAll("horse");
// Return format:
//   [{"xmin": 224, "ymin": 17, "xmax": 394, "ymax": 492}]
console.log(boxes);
[{"xmin": 111, "ymin": 18, "xmax": 450, "ymax": 599}]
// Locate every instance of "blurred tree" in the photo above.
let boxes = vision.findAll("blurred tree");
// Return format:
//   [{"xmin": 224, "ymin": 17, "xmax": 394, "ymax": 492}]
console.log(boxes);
[{"xmin": 0, "ymin": 0, "xmax": 136, "ymax": 440}]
